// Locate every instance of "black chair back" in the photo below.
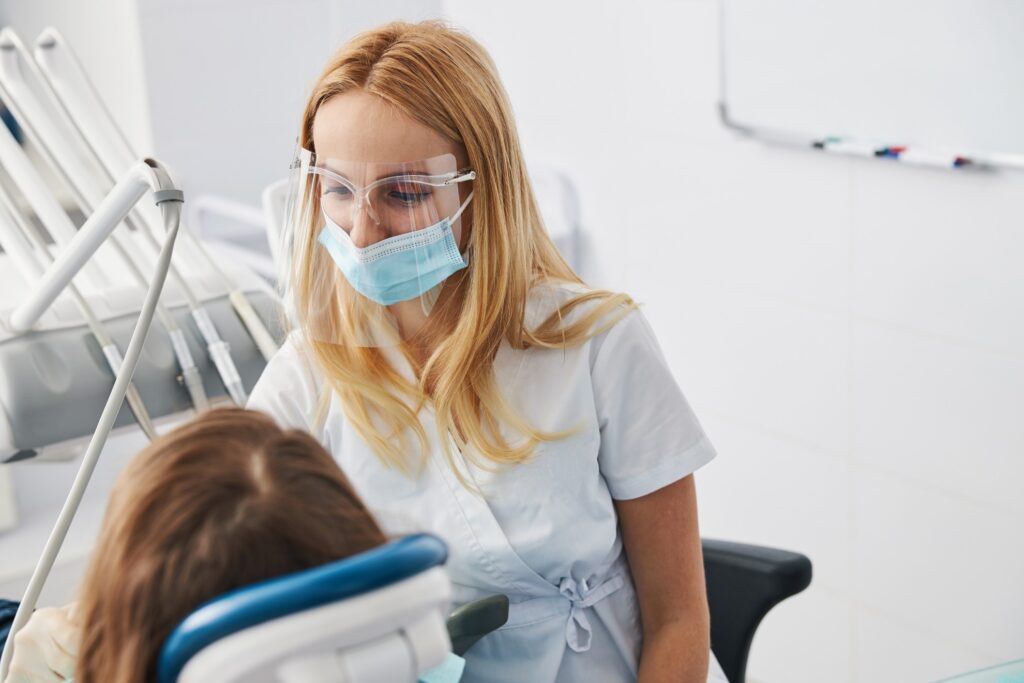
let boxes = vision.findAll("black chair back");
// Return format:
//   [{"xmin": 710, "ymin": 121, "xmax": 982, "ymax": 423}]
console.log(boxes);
[{"xmin": 703, "ymin": 539, "xmax": 813, "ymax": 682}]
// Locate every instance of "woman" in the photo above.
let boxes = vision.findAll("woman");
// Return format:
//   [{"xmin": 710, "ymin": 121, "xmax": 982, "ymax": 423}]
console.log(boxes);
[
  {"xmin": 1, "ymin": 408, "xmax": 386, "ymax": 683},
  {"xmin": 252, "ymin": 20, "xmax": 727, "ymax": 682}
]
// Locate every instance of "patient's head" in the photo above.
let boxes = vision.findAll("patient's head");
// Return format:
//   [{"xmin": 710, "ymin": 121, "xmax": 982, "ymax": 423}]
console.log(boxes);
[{"xmin": 75, "ymin": 407, "xmax": 386, "ymax": 683}]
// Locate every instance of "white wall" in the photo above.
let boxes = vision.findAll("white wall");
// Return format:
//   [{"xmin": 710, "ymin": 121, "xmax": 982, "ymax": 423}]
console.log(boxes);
[
  {"xmin": 0, "ymin": 0, "xmax": 152, "ymax": 153},
  {"xmin": 136, "ymin": 0, "xmax": 443, "ymax": 203},
  {"xmin": 2, "ymin": 2, "xmax": 1020, "ymax": 680},
  {"xmin": 443, "ymin": 1, "xmax": 1024, "ymax": 681}
]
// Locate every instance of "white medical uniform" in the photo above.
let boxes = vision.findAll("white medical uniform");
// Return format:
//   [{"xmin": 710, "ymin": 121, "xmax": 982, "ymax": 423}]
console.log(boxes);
[{"xmin": 248, "ymin": 282, "xmax": 728, "ymax": 683}]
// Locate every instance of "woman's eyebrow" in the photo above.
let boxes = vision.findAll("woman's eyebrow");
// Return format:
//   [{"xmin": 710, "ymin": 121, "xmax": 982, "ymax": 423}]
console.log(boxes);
[
  {"xmin": 377, "ymin": 170, "xmax": 429, "ymax": 180},
  {"xmin": 320, "ymin": 164, "xmax": 430, "ymax": 181},
  {"xmin": 320, "ymin": 162, "xmax": 351, "ymax": 180}
]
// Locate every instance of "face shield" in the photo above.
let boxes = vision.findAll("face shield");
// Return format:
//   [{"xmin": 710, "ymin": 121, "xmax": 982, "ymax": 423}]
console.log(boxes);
[{"xmin": 283, "ymin": 148, "xmax": 475, "ymax": 347}]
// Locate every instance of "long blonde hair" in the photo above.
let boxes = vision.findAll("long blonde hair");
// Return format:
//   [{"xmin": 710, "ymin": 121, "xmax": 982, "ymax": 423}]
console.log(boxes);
[{"xmin": 295, "ymin": 20, "xmax": 634, "ymax": 474}]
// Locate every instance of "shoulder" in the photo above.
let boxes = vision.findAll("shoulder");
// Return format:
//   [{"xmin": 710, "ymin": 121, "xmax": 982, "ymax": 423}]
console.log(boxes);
[
  {"xmin": 247, "ymin": 333, "xmax": 324, "ymax": 433},
  {"xmin": 525, "ymin": 279, "xmax": 636, "ymax": 331},
  {"xmin": 589, "ymin": 304, "xmax": 657, "ymax": 360},
  {"xmin": 256, "ymin": 332, "xmax": 320, "ymax": 383},
  {"xmin": 526, "ymin": 279, "xmax": 649, "ymax": 354}
]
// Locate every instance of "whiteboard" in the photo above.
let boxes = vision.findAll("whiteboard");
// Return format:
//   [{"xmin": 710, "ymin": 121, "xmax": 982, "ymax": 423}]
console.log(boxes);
[{"xmin": 720, "ymin": 0, "xmax": 1024, "ymax": 166}]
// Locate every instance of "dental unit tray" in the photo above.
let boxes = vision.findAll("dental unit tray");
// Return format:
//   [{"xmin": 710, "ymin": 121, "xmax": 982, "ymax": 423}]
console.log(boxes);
[{"xmin": 0, "ymin": 271, "xmax": 284, "ymax": 463}]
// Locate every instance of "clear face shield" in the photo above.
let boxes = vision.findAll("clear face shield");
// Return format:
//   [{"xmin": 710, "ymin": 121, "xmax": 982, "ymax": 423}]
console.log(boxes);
[{"xmin": 283, "ymin": 148, "xmax": 475, "ymax": 347}]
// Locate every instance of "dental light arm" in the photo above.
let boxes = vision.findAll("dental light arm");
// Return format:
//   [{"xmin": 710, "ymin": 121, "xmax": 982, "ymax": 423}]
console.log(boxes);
[{"xmin": 0, "ymin": 158, "xmax": 184, "ymax": 682}]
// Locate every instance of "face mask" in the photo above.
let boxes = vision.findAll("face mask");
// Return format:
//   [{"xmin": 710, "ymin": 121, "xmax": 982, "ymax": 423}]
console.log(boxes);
[{"xmin": 317, "ymin": 193, "xmax": 472, "ymax": 306}]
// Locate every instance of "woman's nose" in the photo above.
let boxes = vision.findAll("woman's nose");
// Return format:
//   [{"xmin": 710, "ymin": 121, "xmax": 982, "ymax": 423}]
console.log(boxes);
[{"xmin": 349, "ymin": 203, "xmax": 385, "ymax": 248}]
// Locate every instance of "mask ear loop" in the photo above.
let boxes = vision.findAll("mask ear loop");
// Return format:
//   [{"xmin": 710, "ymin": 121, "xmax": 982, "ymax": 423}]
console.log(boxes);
[
  {"xmin": 453, "ymin": 191, "xmax": 474, "ymax": 262},
  {"xmin": 452, "ymin": 190, "xmax": 474, "ymax": 223},
  {"xmin": 418, "ymin": 190, "xmax": 475, "ymax": 317}
]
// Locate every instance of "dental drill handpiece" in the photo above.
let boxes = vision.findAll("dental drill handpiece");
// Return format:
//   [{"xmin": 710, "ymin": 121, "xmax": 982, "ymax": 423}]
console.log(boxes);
[
  {"xmin": 0, "ymin": 188, "xmax": 158, "ymax": 439},
  {"xmin": 11, "ymin": 103, "xmax": 241, "ymax": 406},
  {"xmin": 123, "ymin": 213, "xmax": 248, "ymax": 405},
  {"xmin": 91, "ymin": 231, "xmax": 213, "ymax": 410},
  {"xmin": 173, "ymin": 213, "xmax": 278, "ymax": 361},
  {"xmin": 0, "ymin": 182, "xmax": 210, "ymax": 416},
  {"xmin": 181, "ymin": 224, "xmax": 279, "ymax": 362}
]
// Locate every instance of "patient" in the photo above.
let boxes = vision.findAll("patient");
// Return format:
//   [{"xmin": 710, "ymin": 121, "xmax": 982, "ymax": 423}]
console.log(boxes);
[{"xmin": 3, "ymin": 407, "xmax": 386, "ymax": 683}]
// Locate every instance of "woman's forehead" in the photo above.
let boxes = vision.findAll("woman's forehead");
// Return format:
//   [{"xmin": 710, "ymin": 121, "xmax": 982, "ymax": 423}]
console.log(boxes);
[
  {"xmin": 312, "ymin": 90, "xmax": 458, "ymax": 164},
  {"xmin": 317, "ymin": 154, "xmax": 458, "ymax": 182}
]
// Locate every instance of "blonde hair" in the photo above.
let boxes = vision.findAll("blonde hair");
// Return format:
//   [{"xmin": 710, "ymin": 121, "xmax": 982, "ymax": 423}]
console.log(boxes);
[{"xmin": 294, "ymin": 20, "xmax": 634, "ymax": 474}]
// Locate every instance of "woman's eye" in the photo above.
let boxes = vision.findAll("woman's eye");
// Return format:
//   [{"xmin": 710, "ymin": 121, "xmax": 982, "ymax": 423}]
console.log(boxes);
[
  {"xmin": 324, "ymin": 184, "xmax": 352, "ymax": 198},
  {"xmin": 388, "ymin": 188, "xmax": 431, "ymax": 205}
]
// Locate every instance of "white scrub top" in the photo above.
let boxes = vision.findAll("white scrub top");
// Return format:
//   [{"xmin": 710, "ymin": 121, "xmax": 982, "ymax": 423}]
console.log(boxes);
[{"xmin": 248, "ymin": 282, "xmax": 727, "ymax": 683}]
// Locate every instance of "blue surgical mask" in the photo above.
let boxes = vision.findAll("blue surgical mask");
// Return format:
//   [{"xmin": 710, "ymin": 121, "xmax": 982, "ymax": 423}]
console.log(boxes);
[{"xmin": 317, "ymin": 193, "xmax": 472, "ymax": 306}]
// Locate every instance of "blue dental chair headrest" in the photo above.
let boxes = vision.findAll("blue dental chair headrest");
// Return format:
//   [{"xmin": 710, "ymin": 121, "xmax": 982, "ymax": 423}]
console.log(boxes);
[{"xmin": 157, "ymin": 533, "xmax": 449, "ymax": 683}]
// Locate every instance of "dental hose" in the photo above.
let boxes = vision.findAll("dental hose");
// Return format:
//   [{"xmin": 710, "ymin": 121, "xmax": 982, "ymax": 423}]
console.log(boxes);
[{"xmin": 0, "ymin": 189, "xmax": 183, "ymax": 681}]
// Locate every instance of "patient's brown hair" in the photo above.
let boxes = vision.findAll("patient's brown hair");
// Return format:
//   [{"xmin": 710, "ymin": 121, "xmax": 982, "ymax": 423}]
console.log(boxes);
[{"xmin": 75, "ymin": 407, "xmax": 386, "ymax": 683}]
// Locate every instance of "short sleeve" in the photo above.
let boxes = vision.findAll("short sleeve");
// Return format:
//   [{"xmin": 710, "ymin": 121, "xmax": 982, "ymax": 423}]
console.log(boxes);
[
  {"xmin": 247, "ymin": 333, "xmax": 324, "ymax": 437},
  {"xmin": 591, "ymin": 309, "xmax": 716, "ymax": 500}
]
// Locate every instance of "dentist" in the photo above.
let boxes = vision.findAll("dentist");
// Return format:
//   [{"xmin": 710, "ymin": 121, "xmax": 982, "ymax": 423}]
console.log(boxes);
[{"xmin": 248, "ymin": 20, "xmax": 727, "ymax": 683}]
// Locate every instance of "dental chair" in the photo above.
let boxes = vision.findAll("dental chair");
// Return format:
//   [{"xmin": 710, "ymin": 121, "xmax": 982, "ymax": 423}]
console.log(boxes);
[
  {"xmin": 157, "ymin": 533, "xmax": 809, "ymax": 683},
  {"xmin": 158, "ymin": 534, "xmax": 456, "ymax": 683},
  {"xmin": 703, "ymin": 539, "xmax": 813, "ymax": 683}
]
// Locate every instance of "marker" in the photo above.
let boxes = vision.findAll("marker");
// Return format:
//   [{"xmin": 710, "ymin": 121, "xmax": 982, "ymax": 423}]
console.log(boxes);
[
  {"xmin": 890, "ymin": 147, "xmax": 972, "ymax": 170},
  {"xmin": 878, "ymin": 145, "xmax": 905, "ymax": 159},
  {"xmin": 815, "ymin": 137, "xmax": 974, "ymax": 170},
  {"xmin": 816, "ymin": 137, "xmax": 884, "ymax": 159}
]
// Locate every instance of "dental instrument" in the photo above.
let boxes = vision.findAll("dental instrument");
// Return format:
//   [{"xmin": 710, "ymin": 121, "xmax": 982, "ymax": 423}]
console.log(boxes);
[
  {"xmin": 0, "ymin": 179, "xmax": 158, "ymax": 440},
  {"xmin": 0, "ymin": 29, "xmax": 242, "ymax": 405},
  {"xmin": 33, "ymin": 27, "xmax": 280, "ymax": 363},
  {"xmin": 0, "ymin": 104, "xmax": 209, "ymax": 416},
  {"xmin": 0, "ymin": 159, "xmax": 183, "ymax": 681}
]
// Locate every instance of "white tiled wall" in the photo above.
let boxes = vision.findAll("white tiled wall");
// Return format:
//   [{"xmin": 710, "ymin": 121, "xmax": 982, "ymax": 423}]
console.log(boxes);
[
  {"xmin": 446, "ymin": 1, "xmax": 1024, "ymax": 680},
  {"xmin": 852, "ymin": 467, "xmax": 1024, "ymax": 663}
]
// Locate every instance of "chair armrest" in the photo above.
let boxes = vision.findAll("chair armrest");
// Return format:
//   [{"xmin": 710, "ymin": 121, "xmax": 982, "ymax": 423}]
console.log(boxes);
[
  {"xmin": 446, "ymin": 595, "xmax": 510, "ymax": 656},
  {"xmin": 703, "ymin": 538, "xmax": 812, "ymax": 683}
]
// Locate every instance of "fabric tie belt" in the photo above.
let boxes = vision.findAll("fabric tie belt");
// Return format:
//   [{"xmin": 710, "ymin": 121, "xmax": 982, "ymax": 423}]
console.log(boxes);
[
  {"xmin": 557, "ymin": 573, "xmax": 625, "ymax": 652},
  {"xmin": 450, "ymin": 557, "xmax": 629, "ymax": 653}
]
